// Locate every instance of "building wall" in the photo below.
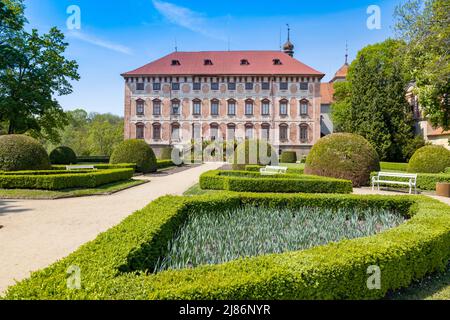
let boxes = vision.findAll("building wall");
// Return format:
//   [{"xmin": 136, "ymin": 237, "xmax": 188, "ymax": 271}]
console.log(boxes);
[{"xmin": 124, "ymin": 75, "xmax": 322, "ymax": 157}]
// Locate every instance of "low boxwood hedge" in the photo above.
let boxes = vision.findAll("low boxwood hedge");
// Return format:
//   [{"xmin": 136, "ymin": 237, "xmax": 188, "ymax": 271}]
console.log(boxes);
[
  {"xmin": 370, "ymin": 172, "xmax": 450, "ymax": 191},
  {"xmin": 200, "ymin": 170, "xmax": 352, "ymax": 194},
  {"xmin": 4, "ymin": 193, "xmax": 450, "ymax": 300},
  {"xmin": 245, "ymin": 165, "xmax": 305, "ymax": 175},
  {"xmin": 0, "ymin": 168, "xmax": 134, "ymax": 190},
  {"xmin": 157, "ymin": 160, "xmax": 175, "ymax": 170},
  {"xmin": 51, "ymin": 164, "xmax": 136, "ymax": 171}
]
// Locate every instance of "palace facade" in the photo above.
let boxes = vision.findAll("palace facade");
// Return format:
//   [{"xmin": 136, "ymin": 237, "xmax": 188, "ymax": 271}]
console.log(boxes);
[{"xmin": 122, "ymin": 42, "xmax": 329, "ymax": 157}]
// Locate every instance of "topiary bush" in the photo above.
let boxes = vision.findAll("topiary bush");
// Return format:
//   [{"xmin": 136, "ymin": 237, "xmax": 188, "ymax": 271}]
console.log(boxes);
[
  {"xmin": 49, "ymin": 146, "xmax": 77, "ymax": 165},
  {"xmin": 407, "ymin": 145, "xmax": 450, "ymax": 173},
  {"xmin": 305, "ymin": 133, "xmax": 380, "ymax": 187},
  {"xmin": 159, "ymin": 147, "xmax": 173, "ymax": 160},
  {"xmin": 280, "ymin": 151, "xmax": 297, "ymax": 163},
  {"xmin": 0, "ymin": 134, "xmax": 51, "ymax": 171},
  {"xmin": 110, "ymin": 139, "xmax": 157, "ymax": 173},
  {"xmin": 232, "ymin": 139, "xmax": 278, "ymax": 170}
]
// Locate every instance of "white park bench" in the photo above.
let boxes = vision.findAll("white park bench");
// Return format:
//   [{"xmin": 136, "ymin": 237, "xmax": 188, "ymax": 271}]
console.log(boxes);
[
  {"xmin": 66, "ymin": 165, "xmax": 97, "ymax": 171},
  {"xmin": 260, "ymin": 166, "xmax": 288, "ymax": 176},
  {"xmin": 372, "ymin": 172, "xmax": 418, "ymax": 194}
]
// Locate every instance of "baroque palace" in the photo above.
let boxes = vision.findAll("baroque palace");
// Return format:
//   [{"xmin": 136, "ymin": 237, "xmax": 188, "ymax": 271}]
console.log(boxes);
[{"xmin": 122, "ymin": 37, "xmax": 348, "ymax": 157}]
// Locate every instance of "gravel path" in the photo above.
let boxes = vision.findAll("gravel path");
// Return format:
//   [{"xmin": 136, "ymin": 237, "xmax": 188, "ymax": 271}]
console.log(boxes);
[{"xmin": 0, "ymin": 163, "xmax": 222, "ymax": 294}]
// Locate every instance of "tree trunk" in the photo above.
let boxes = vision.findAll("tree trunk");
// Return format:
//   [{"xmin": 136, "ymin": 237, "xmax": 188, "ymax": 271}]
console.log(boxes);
[{"xmin": 8, "ymin": 121, "xmax": 14, "ymax": 134}]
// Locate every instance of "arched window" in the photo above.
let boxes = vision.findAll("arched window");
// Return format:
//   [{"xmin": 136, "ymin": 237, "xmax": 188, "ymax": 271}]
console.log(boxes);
[
  {"xmin": 210, "ymin": 123, "xmax": 219, "ymax": 141},
  {"xmin": 152, "ymin": 123, "xmax": 161, "ymax": 140},
  {"xmin": 228, "ymin": 99, "xmax": 236, "ymax": 116},
  {"xmin": 280, "ymin": 99, "xmax": 288, "ymax": 116},
  {"xmin": 136, "ymin": 123, "xmax": 145, "ymax": 139},
  {"xmin": 261, "ymin": 99, "xmax": 270, "ymax": 116},
  {"xmin": 171, "ymin": 99, "xmax": 180, "ymax": 115},
  {"xmin": 245, "ymin": 99, "xmax": 254, "ymax": 115},
  {"xmin": 300, "ymin": 99, "xmax": 309, "ymax": 116},
  {"xmin": 152, "ymin": 99, "xmax": 161, "ymax": 116},
  {"xmin": 300, "ymin": 124, "xmax": 309, "ymax": 142},
  {"xmin": 279, "ymin": 123, "xmax": 289, "ymax": 141},
  {"xmin": 245, "ymin": 123, "xmax": 254, "ymax": 139},
  {"xmin": 136, "ymin": 99, "xmax": 145, "ymax": 116},
  {"xmin": 193, "ymin": 99, "xmax": 201, "ymax": 116},
  {"xmin": 261, "ymin": 123, "xmax": 270, "ymax": 140},
  {"xmin": 211, "ymin": 99, "xmax": 219, "ymax": 116},
  {"xmin": 171, "ymin": 123, "xmax": 180, "ymax": 141},
  {"xmin": 227, "ymin": 123, "xmax": 236, "ymax": 141}
]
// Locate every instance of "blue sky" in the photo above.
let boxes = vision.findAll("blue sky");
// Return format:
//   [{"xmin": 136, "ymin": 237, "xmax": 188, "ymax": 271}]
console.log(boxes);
[{"xmin": 24, "ymin": 0, "xmax": 400, "ymax": 116}]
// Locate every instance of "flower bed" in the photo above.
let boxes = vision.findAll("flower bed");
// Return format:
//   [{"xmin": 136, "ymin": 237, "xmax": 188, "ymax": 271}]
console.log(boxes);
[
  {"xmin": 0, "ymin": 168, "xmax": 134, "ymax": 190},
  {"xmin": 200, "ymin": 170, "xmax": 352, "ymax": 194},
  {"xmin": 4, "ymin": 193, "xmax": 450, "ymax": 300}
]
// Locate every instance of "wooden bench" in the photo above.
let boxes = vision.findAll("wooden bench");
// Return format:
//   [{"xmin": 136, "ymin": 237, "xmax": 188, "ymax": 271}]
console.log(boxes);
[
  {"xmin": 66, "ymin": 165, "xmax": 97, "ymax": 171},
  {"xmin": 372, "ymin": 172, "xmax": 418, "ymax": 194},
  {"xmin": 260, "ymin": 166, "xmax": 288, "ymax": 176}
]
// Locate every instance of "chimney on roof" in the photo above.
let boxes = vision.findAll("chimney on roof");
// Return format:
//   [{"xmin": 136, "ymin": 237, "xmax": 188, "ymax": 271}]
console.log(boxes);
[{"xmin": 283, "ymin": 24, "xmax": 294, "ymax": 57}]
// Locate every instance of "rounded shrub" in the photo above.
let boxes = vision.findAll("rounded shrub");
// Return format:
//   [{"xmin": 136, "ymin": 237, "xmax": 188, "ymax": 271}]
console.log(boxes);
[
  {"xmin": 304, "ymin": 133, "xmax": 380, "ymax": 187},
  {"xmin": 281, "ymin": 151, "xmax": 297, "ymax": 163},
  {"xmin": 232, "ymin": 139, "xmax": 278, "ymax": 171},
  {"xmin": 49, "ymin": 146, "xmax": 77, "ymax": 165},
  {"xmin": 407, "ymin": 145, "xmax": 450, "ymax": 173},
  {"xmin": 0, "ymin": 134, "xmax": 51, "ymax": 171},
  {"xmin": 110, "ymin": 139, "xmax": 157, "ymax": 173},
  {"xmin": 159, "ymin": 147, "xmax": 173, "ymax": 160}
]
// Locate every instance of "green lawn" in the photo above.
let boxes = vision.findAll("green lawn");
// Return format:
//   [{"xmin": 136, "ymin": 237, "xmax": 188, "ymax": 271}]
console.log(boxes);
[
  {"xmin": 0, "ymin": 179, "xmax": 147, "ymax": 199},
  {"xmin": 183, "ymin": 183, "xmax": 219, "ymax": 196},
  {"xmin": 280, "ymin": 163, "xmax": 305, "ymax": 170},
  {"xmin": 388, "ymin": 264, "xmax": 450, "ymax": 300}
]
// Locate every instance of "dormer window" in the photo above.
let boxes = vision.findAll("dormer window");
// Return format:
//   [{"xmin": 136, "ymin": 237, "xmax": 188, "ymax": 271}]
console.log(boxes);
[
  {"xmin": 273, "ymin": 59, "xmax": 282, "ymax": 65},
  {"xmin": 204, "ymin": 59, "xmax": 213, "ymax": 66},
  {"xmin": 240, "ymin": 59, "xmax": 250, "ymax": 65},
  {"xmin": 171, "ymin": 60, "xmax": 181, "ymax": 66}
]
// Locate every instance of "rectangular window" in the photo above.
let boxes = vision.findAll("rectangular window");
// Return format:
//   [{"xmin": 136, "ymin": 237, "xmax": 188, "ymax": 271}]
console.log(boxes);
[
  {"xmin": 261, "ymin": 127, "xmax": 270, "ymax": 140},
  {"xmin": 280, "ymin": 82, "xmax": 288, "ymax": 90},
  {"xmin": 280, "ymin": 101, "xmax": 288, "ymax": 116},
  {"xmin": 228, "ymin": 102, "xmax": 236, "ymax": 115},
  {"xmin": 210, "ymin": 126, "xmax": 219, "ymax": 140},
  {"xmin": 300, "ymin": 102, "xmax": 308, "ymax": 115},
  {"xmin": 300, "ymin": 126, "xmax": 308, "ymax": 141},
  {"xmin": 172, "ymin": 102, "xmax": 180, "ymax": 115},
  {"xmin": 136, "ymin": 101, "xmax": 145, "ymax": 115},
  {"xmin": 280, "ymin": 126, "xmax": 288, "ymax": 140},
  {"xmin": 136, "ymin": 125, "xmax": 145, "ymax": 139},
  {"xmin": 172, "ymin": 83, "xmax": 180, "ymax": 90},
  {"xmin": 193, "ymin": 101, "xmax": 201, "ymax": 115},
  {"xmin": 193, "ymin": 82, "xmax": 201, "ymax": 91},
  {"xmin": 262, "ymin": 82, "xmax": 270, "ymax": 90},
  {"xmin": 245, "ymin": 102, "xmax": 253, "ymax": 115},
  {"xmin": 262, "ymin": 101, "xmax": 270, "ymax": 115},
  {"xmin": 300, "ymin": 82, "xmax": 309, "ymax": 91},
  {"xmin": 172, "ymin": 126, "xmax": 180, "ymax": 140},
  {"xmin": 153, "ymin": 126, "xmax": 161, "ymax": 140},
  {"xmin": 227, "ymin": 127, "xmax": 235, "ymax": 140},
  {"xmin": 245, "ymin": 83, "xmax": 254, "ymax": 90},
  {"xmin": 211, "ymin": 82, "xmax": 219, "ymax": 91},
  {"xmin": 228, "ymin": 83, "xmax": 236, "ymax": 91},
  {"xmin": 136, "ymin": 83, "xmax": 145, "ymax": 91},
  {"xmin": 153, "ymin": 101, "xmax": 161, "ymax": 115},
  {"xmin": 153, "ymin": 83, "xmax": 161, "ymax": 91},
  {"xmin": 245, "ymin": 127, "xmax": 253, "ymax": 139},
  {"xmin": 211, "ymin": 101, "xmax": 219, "ymax": 116}
]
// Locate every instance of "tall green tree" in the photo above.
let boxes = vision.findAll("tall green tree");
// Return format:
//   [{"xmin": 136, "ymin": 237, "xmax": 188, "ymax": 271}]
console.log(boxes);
[
  {"xmin": 395, "ymin": 0, "xmax": 450, "ymax": 129},
  {"xmin": 331, "ymin": 39, "xmax": 420, "ymax": 161},
  {"xmin": 0, "ymin": 0, "xmax": 79, "ymax": 142}
]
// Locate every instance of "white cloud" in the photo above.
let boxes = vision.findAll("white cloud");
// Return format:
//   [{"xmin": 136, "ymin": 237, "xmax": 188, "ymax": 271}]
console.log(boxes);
[
  {"xmin": 152, "ymin": 0, "xmax": 227, "ymax": 41},
  {"xmin": 68, "ymin": 31, "xmax": 133, "ymax": 55}
]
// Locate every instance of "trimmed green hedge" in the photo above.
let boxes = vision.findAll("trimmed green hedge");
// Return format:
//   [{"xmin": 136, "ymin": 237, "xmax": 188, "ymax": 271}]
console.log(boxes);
[
  {"xmin": 280, "ymin": 151, "xmax": 297, "ymax": 163},
  {"xmin": 51, "ymin": 164, "xmax": 136, "ymax": 171},
  {"xmin": 371, "ymin": 172, "xmax": 450, "ymax": 191},
  {"xmin": 200, "ymin": 170, "xmax": 352, "ymax": 194},
  {"xmin": 0, "ymin": 169, "xmax": 134, "ymax": 190},
  {"xmin": 77, "ymin": 156, "xmax": 110, "ymax": 163},
  {"xmin": 408, "ymin": 145, "xmax": 450, "ymax": 173},
  {"xmin": 245, "ymin": 165, "xmax": 305, "ymax": 175},
  {"xmin": 4, "ymin": 193, "xmax": 450, "ymax": 300},
  {"xmin": 380, "ymin": 162, "xmax": 408, "ymax": 172},
  {"xmin": 157, "ymin": 160, "xmax": 175, "ymax": 170},
  {"xmin": 49, "ymin": 146, "xmax": 77, "ymax": 165}
]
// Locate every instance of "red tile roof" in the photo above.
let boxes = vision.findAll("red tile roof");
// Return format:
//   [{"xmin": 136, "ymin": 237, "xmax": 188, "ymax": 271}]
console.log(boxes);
[
  {"xmin": 428, "ymin": 128, "xmax": 450, "ymax": 137},
  {"xmin": 320, "ymin": 83, "xmax": 334, "ymax": 104},
  {"xmin": 122, "ymin": 51, "xmax": 324, "ymax": 77}
]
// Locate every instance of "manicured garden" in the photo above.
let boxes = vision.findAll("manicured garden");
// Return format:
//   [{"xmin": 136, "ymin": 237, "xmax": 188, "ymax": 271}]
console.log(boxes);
[{"xmin": 4, "ymin": 192, "xmax": 450, "ymax": 300}]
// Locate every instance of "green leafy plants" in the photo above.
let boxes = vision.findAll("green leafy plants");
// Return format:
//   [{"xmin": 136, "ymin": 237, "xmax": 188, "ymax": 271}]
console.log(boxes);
[
  {"xmin": 408, "ymin": 145, "xmax": 450, "ymax": 173},
  {"xmin": 305, "ymin": 133, "xmax": 380, "ymax": 187},
  {"xmin": 154, "ymin": 206, "xmax": 404, "ymax": 272},
  {"xmin": 0, "ymin": 135, "xmax": 51, "ymax": 171},
  {"xmin": 49, "ymin": 146, "xmax": 77, "ymax": 165},
  {"xmin": 200, "ymin": 170, "xmax": 353, "ymax": 194},
  {"xmin": 4, "ymin": 193, "xmax": 450, "ymax": 300},
  {"xmin": 110, "ymin": 139, "xmax": 157, "ymax": 173},
  {"xmin": 280, "ymin": 151, "xmax": 297, "ymax": 164}
]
